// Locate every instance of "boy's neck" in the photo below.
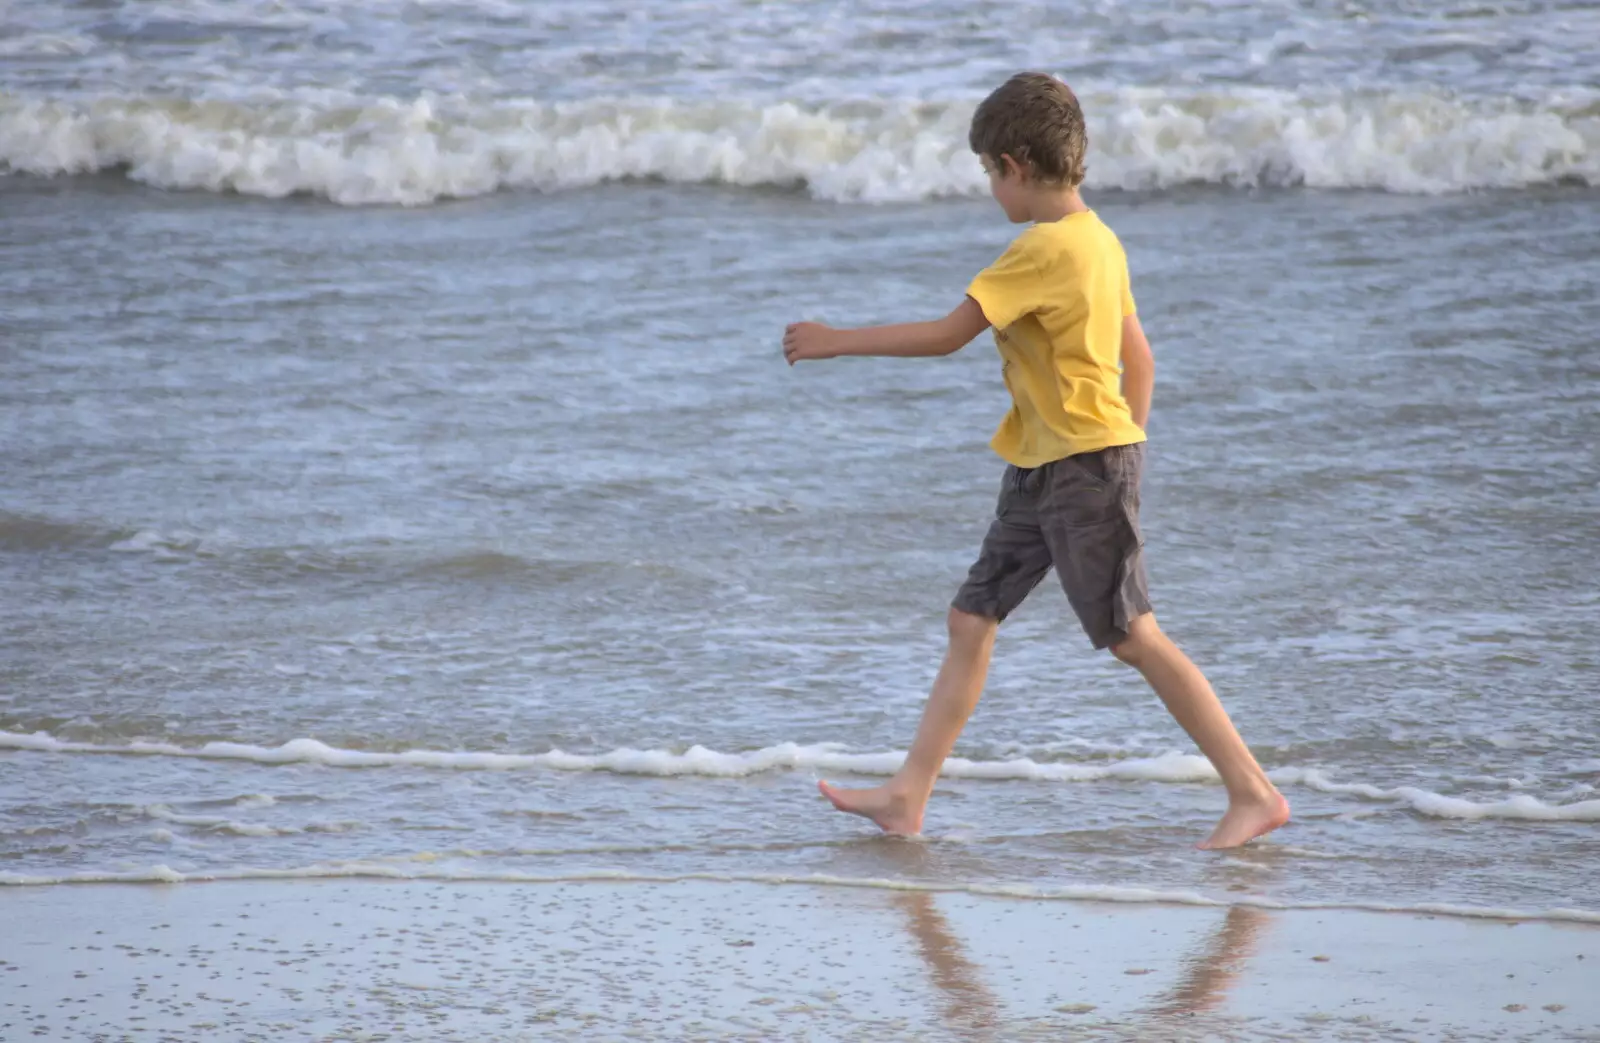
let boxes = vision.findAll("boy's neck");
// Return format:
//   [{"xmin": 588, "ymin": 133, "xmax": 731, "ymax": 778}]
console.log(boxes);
[{"xmin": 1025, "ymin": 187, "xmax": 1090, "ymax": 224}]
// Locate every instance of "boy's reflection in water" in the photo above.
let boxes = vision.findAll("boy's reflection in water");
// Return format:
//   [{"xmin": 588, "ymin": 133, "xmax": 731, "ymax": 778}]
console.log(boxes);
[
  {"xmin": 869, "ymin": 838, "xmax": 1271, "ymax": 1035},
  {"xmin": 1146, "ymin": 905, "xmax": 1272, "ymax": 1018},
  {"xmin": 895, "ymin": 890, "xmax": 1001, "ymax": 1038},
  {"xmin": 889, "ymin": 883, "xmax": 1269, "ymax": 1035}
]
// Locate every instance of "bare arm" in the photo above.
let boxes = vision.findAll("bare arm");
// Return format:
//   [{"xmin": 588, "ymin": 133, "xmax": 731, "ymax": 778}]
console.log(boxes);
[
  {"xmin": 1120, "ymin": 312, "xmax": 1153, "ymax": 431},
  {"xmin": 783, "ymin": 298, "xmax": 990, "ymax": 365}
]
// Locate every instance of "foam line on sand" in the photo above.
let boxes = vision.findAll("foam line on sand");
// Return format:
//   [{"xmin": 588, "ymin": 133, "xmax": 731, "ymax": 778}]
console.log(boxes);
[{"xmin": 2, "ymin": 862, "xmax": 1597, "ymax": 925}]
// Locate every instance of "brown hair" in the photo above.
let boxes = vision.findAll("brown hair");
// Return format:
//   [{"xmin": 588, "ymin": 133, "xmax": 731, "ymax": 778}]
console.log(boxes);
[{"xmin": 968, "ymin": 73, "xmax": 1088, "ymax": 186}]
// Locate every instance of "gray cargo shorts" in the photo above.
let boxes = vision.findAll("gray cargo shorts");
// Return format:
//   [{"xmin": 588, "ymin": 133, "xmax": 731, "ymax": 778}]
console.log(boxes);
[{"xmin": 952, "ymin": 442, "xmax": 1151, "ymax": 649}]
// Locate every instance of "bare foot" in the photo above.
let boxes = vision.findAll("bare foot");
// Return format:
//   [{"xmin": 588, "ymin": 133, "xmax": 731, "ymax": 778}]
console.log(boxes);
[
  {"xmin": 817, "ymin": 780, "xmax": 925, "ymax": 835},
  {"xmin": 1198, "ymin": 791, "xmax": 1291, "ymax": 850}
]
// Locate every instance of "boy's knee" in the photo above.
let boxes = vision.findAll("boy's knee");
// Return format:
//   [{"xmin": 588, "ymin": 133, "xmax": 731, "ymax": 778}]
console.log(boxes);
[
  {"xmin": 1109, "ymin": 635, "xmax": 1146, "ymax": 667},
  {"xmin": 1108, "ymin": 615, "xmax": 1161, "ymax": 667},
  {"xmin": 946, "ymin": 606, "xmax": 998, "ymax": 648}
]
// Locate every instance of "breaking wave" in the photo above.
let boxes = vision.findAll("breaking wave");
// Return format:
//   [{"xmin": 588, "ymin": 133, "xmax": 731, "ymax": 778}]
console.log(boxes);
[{"xmin": 2, "ymin": 87, "xmax": 1595, "ymax": 205}]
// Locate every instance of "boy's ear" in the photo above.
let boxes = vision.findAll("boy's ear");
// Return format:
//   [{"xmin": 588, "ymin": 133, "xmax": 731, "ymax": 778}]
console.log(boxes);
[{"xmin": 999, "ymin": 153, "xmax": 1027, "ymax": 181}]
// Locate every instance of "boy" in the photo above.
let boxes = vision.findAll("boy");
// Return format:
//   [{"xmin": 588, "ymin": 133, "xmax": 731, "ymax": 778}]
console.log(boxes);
[{"xmin": 781, "ymin": 72, "xmax": 1289, "ymax": 849}]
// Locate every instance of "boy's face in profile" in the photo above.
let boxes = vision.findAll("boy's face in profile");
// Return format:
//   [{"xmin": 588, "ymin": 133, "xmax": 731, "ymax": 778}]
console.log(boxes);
[{"xmin": 980, "ymin": 153, "xmax": 1031, "ymax": 224}]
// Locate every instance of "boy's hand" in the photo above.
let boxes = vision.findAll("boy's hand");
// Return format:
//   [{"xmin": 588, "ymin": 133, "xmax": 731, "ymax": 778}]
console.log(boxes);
[
  {"xmin": 783, "ymin": 322, "xmax": 842, "ymax": 365},
  {"xmin": 782, "ymin": 302, "xmax": 986, "ymax": 364}
]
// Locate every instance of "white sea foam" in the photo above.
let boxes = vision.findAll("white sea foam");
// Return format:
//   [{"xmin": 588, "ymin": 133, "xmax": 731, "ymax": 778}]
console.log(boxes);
[
  {"xmin": 106, "ymin": 527, "xmax": 223, "ymax": 561},
  {"xmin": 7, "ymin": 729, "xmax": 1597, "ymax": 822},
  {"xmin": 0, "ymin": 729, "xmax": 1210, "ymax": 782},
  {"xmin": 1275, "ymin": 768, "xmax": 1600, "ymax": 822},
  {"xmin": 0, "ymin": 863, "xmax": 1594, "ymax": 924},
  {"xmin": 142, "ymin": 803, "xmax": 336, "ymax": 836},
  {"xmin": 2, "ymin": 87, "xmax": 1594, "ymax": 204},
  {"xmin": 0, "ymin": 32, "xmax": 96, "ymax": 59}
]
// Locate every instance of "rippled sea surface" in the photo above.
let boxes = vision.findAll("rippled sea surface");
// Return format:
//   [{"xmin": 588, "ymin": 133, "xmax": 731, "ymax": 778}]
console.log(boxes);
[{"xmin": 2, "ymin": 0, "xmax": 1598, "ymax": 921}]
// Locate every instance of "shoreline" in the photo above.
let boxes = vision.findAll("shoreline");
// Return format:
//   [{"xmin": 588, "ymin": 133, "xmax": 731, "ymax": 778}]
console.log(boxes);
[{"xmin": 4, "ymin": 862, "xmax": 1598, "ymax": 926}]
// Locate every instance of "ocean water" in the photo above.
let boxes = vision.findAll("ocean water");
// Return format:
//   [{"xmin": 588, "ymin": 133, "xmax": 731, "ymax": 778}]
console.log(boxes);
[{"xmin": 2, "ymin": 0, "xmax": 1598, "ymax": 926}]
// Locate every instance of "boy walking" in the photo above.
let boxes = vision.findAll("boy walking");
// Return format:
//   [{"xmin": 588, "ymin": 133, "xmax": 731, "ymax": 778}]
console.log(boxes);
[{"xmin": 782, "ymin": 73, "xmax": 1289, "ymax": 849}]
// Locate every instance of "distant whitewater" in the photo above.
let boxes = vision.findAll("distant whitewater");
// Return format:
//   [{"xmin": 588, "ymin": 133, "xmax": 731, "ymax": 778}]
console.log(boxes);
[{"xmin": 3, "ymin": 87, "xmax": 1595, "ymax": 205}]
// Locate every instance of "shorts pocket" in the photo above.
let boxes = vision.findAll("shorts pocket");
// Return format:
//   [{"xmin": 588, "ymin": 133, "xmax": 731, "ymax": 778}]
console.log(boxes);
[
  {"xmin": 1042, "ymin": 455, "xmax": 1119, "ymax": 530},
  {"xmin": 1063, "ymin": 449, "xmax": 1111, "ymax": 492}
]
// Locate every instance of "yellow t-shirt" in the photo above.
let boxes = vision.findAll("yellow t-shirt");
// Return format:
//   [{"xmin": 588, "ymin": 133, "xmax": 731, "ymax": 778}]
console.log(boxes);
[{"xmin": 965, "ymin": 212, "xmax": 1145, "ymax": 468}]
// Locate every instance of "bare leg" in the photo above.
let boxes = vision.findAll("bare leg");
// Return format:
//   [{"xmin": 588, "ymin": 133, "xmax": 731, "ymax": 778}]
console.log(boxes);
[
  {"xmin": 1111, "ymin": 613, "xmax": 1289, "ymax": 849},
  {"xmin": 818, "ymin": 607, "xmax": 998, "ymax": 834}
]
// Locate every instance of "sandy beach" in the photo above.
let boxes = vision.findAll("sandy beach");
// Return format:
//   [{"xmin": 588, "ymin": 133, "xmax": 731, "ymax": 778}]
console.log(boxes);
[{"xmin": 3, "ymin": 877, "xmax": 1594, "ymax": 1042}]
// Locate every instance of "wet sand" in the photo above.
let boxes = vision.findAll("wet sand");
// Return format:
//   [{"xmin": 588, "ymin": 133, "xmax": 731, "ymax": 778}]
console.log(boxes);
[{"xmin": 2, "ymin": 877, "xmax": 1594, "ymax": 1041}]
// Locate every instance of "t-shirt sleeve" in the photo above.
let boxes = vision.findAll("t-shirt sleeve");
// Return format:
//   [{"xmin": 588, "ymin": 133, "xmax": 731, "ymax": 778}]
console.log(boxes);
[{"xmin": 965, "ymin": 237, "xmax": 1044, "ymax": 331}]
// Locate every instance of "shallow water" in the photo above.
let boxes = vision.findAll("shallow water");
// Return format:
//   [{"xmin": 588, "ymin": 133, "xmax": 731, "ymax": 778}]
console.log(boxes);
[{"xmin": 2, "ymin": 0, "xmax": 1598, "ymax": 921}]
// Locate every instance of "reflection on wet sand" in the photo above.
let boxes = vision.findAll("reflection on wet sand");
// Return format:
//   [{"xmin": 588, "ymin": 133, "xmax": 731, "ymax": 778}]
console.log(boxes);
[
  {"xmin": 895, "ymin": 890, "xmax": 1001, "ymax": 1038},
  {"xmin": 1147, "ymin": 905, "xmax": 1274, "ymax": 1019},
  {"xmin": 869, "ymin": 836, "xmax": 1273, "ymax": 1034},
  {"xmin": 893, "ymin": 894, "xmax": 1273, "ymax": 1036}
]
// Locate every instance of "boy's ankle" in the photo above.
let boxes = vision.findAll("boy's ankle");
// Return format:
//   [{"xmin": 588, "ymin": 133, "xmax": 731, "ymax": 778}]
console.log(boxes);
[
  {"xmin": 1227, "ymin": 777, "xmax": 1283, "ymax": 804},
  {"xmin": 885, "ymin": 775, "xmax": 931, "ymax": 804}
]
